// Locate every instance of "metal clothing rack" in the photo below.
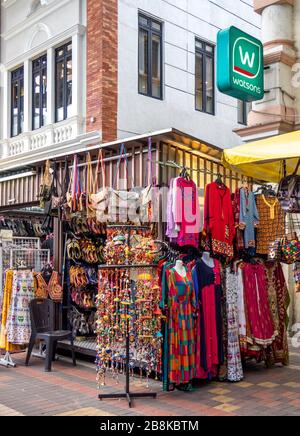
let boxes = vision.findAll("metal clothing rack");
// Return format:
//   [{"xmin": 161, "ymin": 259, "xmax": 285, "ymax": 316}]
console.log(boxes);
[
  {"xmin": 98, "ymin": 223, "xmax": 157, "ymax": 408},
  {"xmin": 98, "ymin": 264, "xmax": 157, "ymax": 408}
]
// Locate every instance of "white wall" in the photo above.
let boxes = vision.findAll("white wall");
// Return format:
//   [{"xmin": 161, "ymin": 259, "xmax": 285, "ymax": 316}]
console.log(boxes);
[
  {"xmin": 0, "ymin": 0, "xmax": 86, "ymax": 140},
  {"xmin": 118, "ymin": 0, "xmax": 261, "ymax": 149}
]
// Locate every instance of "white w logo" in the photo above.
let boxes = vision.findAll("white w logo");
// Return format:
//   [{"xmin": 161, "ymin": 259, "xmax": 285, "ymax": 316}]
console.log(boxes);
[{"xmin": 239, "ymin": 46, "xmax": 255, "ymax": 69}]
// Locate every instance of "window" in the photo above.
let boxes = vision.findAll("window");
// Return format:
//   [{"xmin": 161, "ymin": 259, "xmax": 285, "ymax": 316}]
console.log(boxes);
[
  {"xmin": 11, "ymin": 66, "xmax": 24, "ymax": 137},
  {"xmin": 238, "ymin": 100, "xmax": 251, "ymax": 125},
  {"xmin": 195, "ymin": 40, "xmax": 215, "ymax": 115},
  {"xmin": 32, "ymin": 54, "xmax": 47, "ymax": 130},
  {"xmin": 55, "ymin": 42, "xmax": 72, "ymax": 122},
  {"xmin": 138, "ymin": 14, "xmax": 163, "ymax": 99}
]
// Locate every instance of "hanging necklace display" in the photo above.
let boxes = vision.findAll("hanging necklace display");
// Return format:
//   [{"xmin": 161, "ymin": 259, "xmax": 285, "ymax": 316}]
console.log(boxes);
[{"xmin": 96, "ymin": 265, "xmax": 160, "ymax": 407}]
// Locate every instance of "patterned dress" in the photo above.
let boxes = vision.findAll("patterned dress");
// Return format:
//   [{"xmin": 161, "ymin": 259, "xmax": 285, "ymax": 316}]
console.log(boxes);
[
  {"xmin": 243, "ymin": 263, "xmax": 277, "ymax": 347},
  {"xmin": 166, "ymin": 267, "xmax": 196, "ymax": 385},
  {"xmin": 225, "ymin": 269, "xmax": 244, "ymax": 382},
  {"xmin": 6, "ymin": 271, "xmax": 35, "ymax": 345}
]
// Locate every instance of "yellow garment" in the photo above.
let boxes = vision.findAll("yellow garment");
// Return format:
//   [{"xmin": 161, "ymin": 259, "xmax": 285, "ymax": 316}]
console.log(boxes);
[
  {"xmin": 0, "ymin": 270, "xmax": 22, "ymax": 352},
  {"xmin": 222, "ymin": 130, "xmax": 300, "ymax": 183}
]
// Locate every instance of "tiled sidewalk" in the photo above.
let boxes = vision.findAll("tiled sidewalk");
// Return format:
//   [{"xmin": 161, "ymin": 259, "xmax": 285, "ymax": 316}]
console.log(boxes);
[{"xmin": 1, "ymin": 347, "xmax": 300, "ymax": 416}]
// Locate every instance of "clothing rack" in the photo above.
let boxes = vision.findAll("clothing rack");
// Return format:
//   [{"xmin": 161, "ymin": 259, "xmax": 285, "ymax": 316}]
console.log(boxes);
[
  {"xmin": 154, "ymin": 160, "xmax": 242, "ymax": 182},
  {"xmin": 98, "ymin": 265, "xmax": 157, "ymax": 408},
  {"xmin": 98, "ymin": 264, "xmax": 157, "ymax": 269}
]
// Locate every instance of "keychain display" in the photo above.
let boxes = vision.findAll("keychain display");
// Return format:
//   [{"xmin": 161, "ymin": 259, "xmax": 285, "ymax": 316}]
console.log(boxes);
[{"xmin": 96, "ymin": 268, "xmax": 162, "ymax": 389}]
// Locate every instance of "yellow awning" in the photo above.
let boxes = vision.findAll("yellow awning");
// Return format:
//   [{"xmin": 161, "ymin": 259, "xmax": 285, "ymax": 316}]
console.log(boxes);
[{"xmin": 222, "ymin": 130, "xmax": 300, "ymax": 183}]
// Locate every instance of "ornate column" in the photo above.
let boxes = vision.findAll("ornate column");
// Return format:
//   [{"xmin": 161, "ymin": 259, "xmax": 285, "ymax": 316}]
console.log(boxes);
[{"xmin": 236, "ymin": 0, "xmax": 296, "ymax": 140}]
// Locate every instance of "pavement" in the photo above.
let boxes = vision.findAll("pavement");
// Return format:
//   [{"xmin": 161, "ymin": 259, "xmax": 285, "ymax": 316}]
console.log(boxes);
[{"xmin": 1, "ymin": 346, "xmax": 300, "ymax": 416}]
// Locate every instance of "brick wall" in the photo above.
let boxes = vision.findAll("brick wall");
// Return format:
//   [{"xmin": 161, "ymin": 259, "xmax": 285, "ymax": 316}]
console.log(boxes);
[{"xmin": 86, "ymin": 0, "xmax": 118, "ymax": 142}]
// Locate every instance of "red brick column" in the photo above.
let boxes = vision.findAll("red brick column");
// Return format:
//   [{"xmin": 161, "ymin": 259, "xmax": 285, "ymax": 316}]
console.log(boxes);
[{"xmin": 86, "ymin": 0, "xmax": 118, "ymax": 142}]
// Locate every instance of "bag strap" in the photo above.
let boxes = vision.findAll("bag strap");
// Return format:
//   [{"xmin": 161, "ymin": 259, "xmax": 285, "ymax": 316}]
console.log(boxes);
[
  {"xmin": 112, "ymin": 144, "xmax": 132, "ymax": 190},
  {"xmin": 93, "ymin": 149, "xmax": 106, "ymax": 192},
  {"xmin": 145, "ymin": 137, "xmax": 155, "ymax": 187},
  {"xmin": 86, "ymin": 153, "xmax": 94, "ymax": 195}
]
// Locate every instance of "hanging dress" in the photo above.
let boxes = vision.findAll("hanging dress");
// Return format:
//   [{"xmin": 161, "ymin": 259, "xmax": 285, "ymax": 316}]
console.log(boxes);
[
  {"xmin": 225, "ymin": 268, "xmax": 244, "ymax": 382},
  {"xmin": 6, "ymin": 270, "xmax": 35, "ymax": 345},
  {"xmin": 239, "ymin": 188, "xmax": 259, "ymax": 254},
  {"xmin": 166, "ymin": 267, "xmax": 196, "ymax": 385},
  {"xmin": 173, "ymin": 177, "xmax": 201, "ymax": 248},
  {"xmin": 0, "ymin": 270, "xmax": 22, "ymax": 352},
  {"xmin": 256, "ymin": 195, "xmax": 285, "ymax": 255},
  {"xmin": 203, "ymin": 182, "xmax": 235, "ymax": 258},
  {"xmin": 265, "ymin": 262, "xmax": 289, "ymax": 366},
  {"xmin": 192, "ymin": 259, "xmax": 223, "ymax": 379},
  {"xmin": 243, "ymin": 263, "xmax": 278, "ymax": 347}
]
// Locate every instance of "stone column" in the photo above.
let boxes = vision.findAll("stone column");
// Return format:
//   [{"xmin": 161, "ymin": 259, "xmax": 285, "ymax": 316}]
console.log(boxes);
[{"xmin": 236, "ymin": 0, "xmax": 297, "ymax": 140}]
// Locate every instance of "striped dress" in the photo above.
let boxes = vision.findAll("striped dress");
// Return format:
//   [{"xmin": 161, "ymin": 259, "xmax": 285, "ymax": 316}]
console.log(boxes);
[{"xmin": 166, "ymin": 267, "xmax": 196, "ymax": 385}]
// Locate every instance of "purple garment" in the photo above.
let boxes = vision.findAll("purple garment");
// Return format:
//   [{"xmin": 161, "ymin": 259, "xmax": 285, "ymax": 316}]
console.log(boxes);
[{"xmin": 166, "ymin": 178, "xmax": 179, "ymax": 240}]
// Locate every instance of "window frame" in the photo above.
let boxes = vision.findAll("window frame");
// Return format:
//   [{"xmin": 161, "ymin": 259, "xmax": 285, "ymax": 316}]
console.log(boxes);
[
  {"xmin": 55, "ymin": 41, "xmax": 73, "ymax": 123},
  {"xmin": 195, "ymin": 39, "xmax": 215, "ymax": 115},
  {"xmin": 32, "ymin": 54, "xmax": 47, "ymax": 131},
  {"xmin": 138, "ymin": 13, "xmax": 163, "ymax": 100},
  {"xmin": 11, "ymin": 66, "xmax": 24, "ymax": 138}
]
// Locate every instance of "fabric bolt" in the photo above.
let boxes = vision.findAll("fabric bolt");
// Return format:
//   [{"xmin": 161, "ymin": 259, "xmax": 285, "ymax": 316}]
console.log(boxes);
[
  {"xmin": 256, "ymin": 195, "xmax": 285, "ymax": 255},
  {"xmin": 243, "ymin": 263, "xmax": 278, "ymax": 347},
  {"xmin": 173, "ymin": 178, "xmax": 201, "ymax": 248},
  {"xmin": 192, "ymin": 259, "xmax": 223, "ymax": 379},
  {"xmin": 225, "ymin": 269, "xmax": 244, "ymax": 382},
  {"xmin": 239, "ymin": 188, "xmax": 259, "ymax": 250},
  {"xmin": 6, "ymin": 270, "xmax": 35, "ymax": 345},
  {"xmin": 203, "ymin": 182, "xmax": 235, "ymax": 258},
  {"xmin": 166, "ymin": 267, "xmax": 196, "ymax": 385}
]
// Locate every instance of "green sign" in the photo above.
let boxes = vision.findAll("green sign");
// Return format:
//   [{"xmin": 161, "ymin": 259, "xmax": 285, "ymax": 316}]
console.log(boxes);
[{"xmin": 217, "ymin": 26, "xmax": 264, "ymax": 102}]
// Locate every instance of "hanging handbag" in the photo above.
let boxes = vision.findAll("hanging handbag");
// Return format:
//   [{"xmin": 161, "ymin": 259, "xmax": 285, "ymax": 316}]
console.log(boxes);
[
  {"xmin": 90, "ymin": 150, "xmax": 110, "ymax": 223},
  {"xmin": 50, "ymin": 163, "xmax": 64, "ymax": 217},
  {"xmin": 281, "ymin": 214, "xmax": 300, "ymax": 264},
  {"xmin": 107, "ymin": 144, "xmax": 140, "ymax": 223},
  {"xmin": 139, "ymin": 137, "xmax": 155, "ymax": 223},
  {"xmin": 85, "ymin": 153, "xmax": 97, "ymax": 219},
  {"xmin": 39, "ymin": 160, "xmax": 52, "ymax": 208},
  {"xmin": 268, "ymin": 238, "xmax": 283, "ymax": 262},
  {"xmin": 278, "ymin": 159, "xmax": 300, "ymax": 213}
]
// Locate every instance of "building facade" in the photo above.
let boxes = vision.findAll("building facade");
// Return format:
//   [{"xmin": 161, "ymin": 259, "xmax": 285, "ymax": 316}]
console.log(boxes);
[
  {"xmin": 237, "ymin": 0, "xmax": 300, "ymax": 141},
  {"xmin": 0, "ymin": 0, "xmax": 261, "ymax": 173}
]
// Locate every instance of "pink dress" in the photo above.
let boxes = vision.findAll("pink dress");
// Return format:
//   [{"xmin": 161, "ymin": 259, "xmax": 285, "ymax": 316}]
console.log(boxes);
[{"xmin": 174, "ymin": 178, "xmax": 201, "ymax": 248}]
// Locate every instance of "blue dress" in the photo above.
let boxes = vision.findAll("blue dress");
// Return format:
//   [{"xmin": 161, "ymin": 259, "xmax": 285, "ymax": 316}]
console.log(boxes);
[{"xmin": 239, "ymin": 188, "xmax": 259, "ymax": 253}]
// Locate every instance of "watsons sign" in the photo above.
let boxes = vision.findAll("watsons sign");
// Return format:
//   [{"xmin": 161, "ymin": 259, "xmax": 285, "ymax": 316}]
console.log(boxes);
[{"xmin": 217, "ymin": 26, "xmax": 264, "ymax": 102}]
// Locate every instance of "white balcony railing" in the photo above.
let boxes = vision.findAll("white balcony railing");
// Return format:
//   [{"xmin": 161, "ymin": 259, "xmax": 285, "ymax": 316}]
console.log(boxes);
[{"xmin": 0, "ymin": 116, "xmax": 84, "ymax": 159}]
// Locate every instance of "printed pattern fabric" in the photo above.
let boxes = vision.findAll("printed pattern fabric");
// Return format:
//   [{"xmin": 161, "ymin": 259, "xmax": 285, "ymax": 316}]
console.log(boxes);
[
  {"xmin": 239, "ymin": 188, "xmax": 259, "ymax": 250},
  {"xmin": 225, "ymin": 269, "xmax": 244, "ymax": 382},
  {"xmin": 265, "ymin": 262, "xmax": 289, "ymax": 366},
  {"xmin": 243, "ymin": 263, "xmax": 278, "ymax": 347},
  {"xmin": 256, "ymin": 195, "xmax": 285, "ymax": 255},
  {"xmin": 203, "ymin": 182, "xmax": 235, "ymax": 258},
  {"xmin": 173, "ymin": 178, "xmax": 201, "ymax": 248},
  {"xmin": 166, "ymin": 267, "xmax": 196, "ymax": 385},
  {"xmin": 6, "ymin": 270, "xmax": 35, "ymax": 345}
]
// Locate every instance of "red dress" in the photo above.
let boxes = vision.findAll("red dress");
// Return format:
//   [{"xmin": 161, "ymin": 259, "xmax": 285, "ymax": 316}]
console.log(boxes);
[
  {"xmin": 203, "ymin": 182, "xmax": 235, "ymax": 258},
  {"xmin": 243, "ymin": 263, "xmax": 277, "ymax": 347}
]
